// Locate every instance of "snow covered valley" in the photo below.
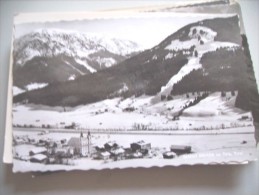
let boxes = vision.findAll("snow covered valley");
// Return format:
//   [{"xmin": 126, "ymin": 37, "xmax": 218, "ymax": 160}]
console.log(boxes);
[{"xmin": 13, "ymin": 92, "xmax": 254, "ymax": 132}]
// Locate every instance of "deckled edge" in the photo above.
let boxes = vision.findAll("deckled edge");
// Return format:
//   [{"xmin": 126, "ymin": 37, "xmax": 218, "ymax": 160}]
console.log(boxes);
[
  {"xmin": 13, "ymin": 154, "xmax": 258, "ymax": 173},
  {"xmin": 4, "ymin": 0, "xmax": 255, "ymax": 167},
  {"xmin": 3, "ymin": 0, "xmax": 235, "ymax": 164}
]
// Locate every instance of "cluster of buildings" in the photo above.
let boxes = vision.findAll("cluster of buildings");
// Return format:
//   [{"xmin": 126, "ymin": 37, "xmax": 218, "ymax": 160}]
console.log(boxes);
[{"xmin": 14, "ymin": 132, "xmax": 192, "ymax": 165}]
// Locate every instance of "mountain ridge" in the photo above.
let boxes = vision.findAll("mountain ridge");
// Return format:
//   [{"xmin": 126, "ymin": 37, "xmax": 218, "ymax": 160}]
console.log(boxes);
[
  {"xmin": 14, "ymin": 16, "xmax": 251, "ymax": 110},
  {"xmin": 13, "ymin": 28, "xmax": 142, "ymax": 88}
]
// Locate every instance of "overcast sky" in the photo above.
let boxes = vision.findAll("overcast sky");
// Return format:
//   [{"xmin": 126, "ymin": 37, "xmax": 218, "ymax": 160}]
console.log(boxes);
[{"xmin": 15, "ymin": 13, "xmax": 235, "ymax": 49}]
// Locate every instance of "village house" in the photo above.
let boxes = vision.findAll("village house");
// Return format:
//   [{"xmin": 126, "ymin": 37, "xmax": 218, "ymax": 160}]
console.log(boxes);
[
  {"xmin": 110, "ymin": 147, "xmax": 125, "ymax": 161},
  {"xmin": 100, "ymin": 151, "xmax": 110, "ymax": 161},
  {"xmin": 104, "ymin": 141, "xmax": 118, "ymax": 151},
  {"xmin": 130, "ymin": 140, "xmax": 151, "ymax": 152},
  {"xmin": 94, "ymin": 143, "xmax": 106, "ymax": 152},
  {"xmin": 54, "ymin": 146, "xmax": 74, "ymax": 158}
]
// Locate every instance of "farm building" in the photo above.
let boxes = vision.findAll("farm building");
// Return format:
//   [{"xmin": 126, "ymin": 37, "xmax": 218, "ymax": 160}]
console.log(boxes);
[
  {"xmin": 170, "ymin": 145, "xmax": 192, "ymax": 155},
  {"xmin": 130, "ymin": 140, "xmax": 151, "ymax": 152}
]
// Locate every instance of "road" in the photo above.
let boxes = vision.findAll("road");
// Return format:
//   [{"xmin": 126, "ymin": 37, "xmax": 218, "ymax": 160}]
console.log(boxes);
[{"xmin": 13, "ymin": 127, "xmax": 254, "ymax": 136}]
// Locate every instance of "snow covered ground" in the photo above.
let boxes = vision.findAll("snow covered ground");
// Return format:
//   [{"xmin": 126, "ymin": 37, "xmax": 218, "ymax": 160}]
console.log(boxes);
[
  {"xmin": 13, "ymin": 83, "xmax": 49, "ymax": 96},
  {"xmin": 12, "ymin": 130, "xmax": 257, "ymax": 172},
  {"xmin": 13, "ymin": 92, "xmax": 254, "ymax": 131},
  {"xmin": 12, "ymin": 91, "xmax": 257, "ymax": 172},
  {"xmin": 13, "ymin": 86, "xmax": 25, "ymax": 96}
]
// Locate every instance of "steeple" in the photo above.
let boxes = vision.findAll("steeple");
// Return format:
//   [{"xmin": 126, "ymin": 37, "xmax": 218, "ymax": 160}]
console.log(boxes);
[{"xmin": 80, "ymin": 131, "xmax": 83, "ymax": 138}]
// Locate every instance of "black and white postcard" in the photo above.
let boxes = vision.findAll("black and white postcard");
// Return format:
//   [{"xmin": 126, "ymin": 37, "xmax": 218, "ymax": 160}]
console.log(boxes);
[{"xmin": 11, "ymin": 12, "xmax": 259, "ymax": 172}]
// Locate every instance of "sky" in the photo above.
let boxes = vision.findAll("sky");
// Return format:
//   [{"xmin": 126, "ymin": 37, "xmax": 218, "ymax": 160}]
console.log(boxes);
[{"xmin": 15, "ymin": 12, "xmax": 236, "ymax": 49}]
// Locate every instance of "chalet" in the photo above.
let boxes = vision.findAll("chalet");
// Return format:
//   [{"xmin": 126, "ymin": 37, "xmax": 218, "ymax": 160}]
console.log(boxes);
[
  {"xmin": 104, "ymin": 141, "xmax": 118, "ymax": 151},
  {"xmin": 100, "ymin": 151, "xmax": 110, "ymax": 161},
  {"xmin": 130, "ymin": 140, "xmax": 151, "ymax": 152},
  {"xmin": 30, "ymin": 154, "xmax": 47, "ymax": 164},
  {"xmin": 94, "ymin": 144, "xmax": 106, "ymax": 152},
  {"xmin": 170, "ymin": 145, "xmax": 192, "ymax": 155},
  {"xmin": 29, "ymin": 147, "xmax": 47, "ymax": 156},
  {"xmin": 110, "ymin": 147, "xmax": 125, "ymax": 160},
  {"xmin": 92, "ymin": 151, "xmax": 110, "ymax": 160}
]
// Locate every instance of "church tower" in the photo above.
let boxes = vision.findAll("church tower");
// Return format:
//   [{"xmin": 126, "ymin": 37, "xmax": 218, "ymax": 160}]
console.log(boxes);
[{"xmin": 79, "ymin": 131, "xmax": 92, "ymax": 157}]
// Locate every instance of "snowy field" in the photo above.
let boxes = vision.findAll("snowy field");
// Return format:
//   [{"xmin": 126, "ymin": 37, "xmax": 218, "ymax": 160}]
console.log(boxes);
[
  {"xmin": 12, "ymin": 91, "xmax": 257, "ymax": 172},
  {"xmin": 13, "ymin": 130, "xmax": 257, "ymax": 172},
  {"xmin": 13, "ymin": 92, "xmax": 254, "ymax": 131}
]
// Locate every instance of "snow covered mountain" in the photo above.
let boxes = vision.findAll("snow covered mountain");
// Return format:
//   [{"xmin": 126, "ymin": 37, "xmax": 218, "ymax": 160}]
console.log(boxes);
[
  {"xmin": 159, "ymin": 25, "xmax": 239, "ymax": 97},
  {"xmin": 13, "ymin": 29, "xmax": 142, "ymax": 89},
  {"xmin": 14, "ymin": 16, "xmax": 252, "ymax": 112}
]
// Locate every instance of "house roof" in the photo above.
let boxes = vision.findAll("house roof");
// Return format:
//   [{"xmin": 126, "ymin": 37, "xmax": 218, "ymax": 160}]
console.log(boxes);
[
  {"xmin": 101, "ymin": 151, "xmax": 110, "ymax": 157},
  {"xmin": 170, "ymin": 145, "xmax": 191, "ymax": 150},
  {"xmin": 133, "ymin": 140, "xmax": 150, "ymax": 146},
  {"xmin": 105, "ymin": 141, "xmax": 117, "ymax": 147},
  {"xmin": 111, "ymin": 148, "xmax": 125, "ymax": 155},
  {"xmin": 29, "ymin": 147, "xmax": 47, "ymax": 154},
  {"xmin": 31, "ymin": 154, "xmax": 47, "ymax": 161}
]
